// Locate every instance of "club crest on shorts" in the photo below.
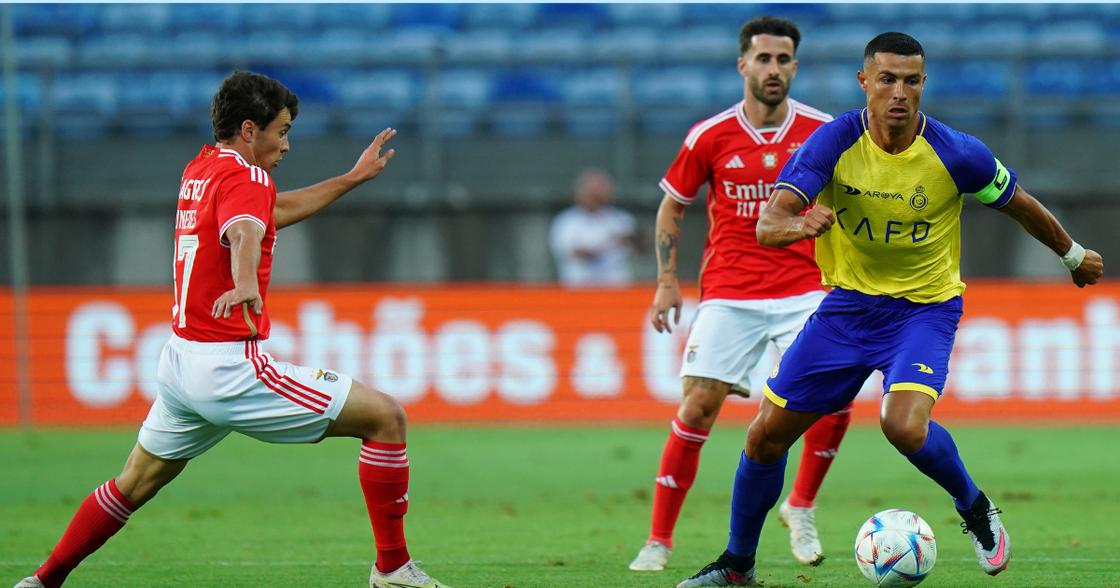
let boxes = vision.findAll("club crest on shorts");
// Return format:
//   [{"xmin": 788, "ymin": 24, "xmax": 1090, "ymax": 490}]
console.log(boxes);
[
  {"xmin": 686, "ymin": 344, "xmax": 698, "ymax": 363},
  {"xmin": 315, "ymin": 369, "xmax": 339, "ymax": 382},
  {"xmin": 762, "ymin": 152, "xmax": 778, "ymax": 169}
]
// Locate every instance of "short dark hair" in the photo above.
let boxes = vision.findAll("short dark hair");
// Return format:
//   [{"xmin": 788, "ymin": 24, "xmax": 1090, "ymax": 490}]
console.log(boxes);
[
  {"xmin": 863, "ymin": 32, "xmax": 925, "ymax": 62},
  {"xmin": 739, "ymin": 16, "xmax": 801, "ymax": 56},
  {"xmin": 211, "ymin": 71, "xmax": 299, "ymax": 142}
]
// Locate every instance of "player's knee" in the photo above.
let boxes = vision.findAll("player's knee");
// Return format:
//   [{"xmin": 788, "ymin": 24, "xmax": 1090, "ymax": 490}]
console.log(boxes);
[
  {"xmin": 362, "ymin": 385, "xmax": 407, "ymax": 442},
  {"xmin": 881, "ymin": 417, "xmax": 927, "ymax": 454},
  {"xmin": 679, "ymin": 377, "xmax": 727, "ymax": 429},
  {"xmin": 744, "ymin": 421, "xmax": 786, "ymax": 463}
]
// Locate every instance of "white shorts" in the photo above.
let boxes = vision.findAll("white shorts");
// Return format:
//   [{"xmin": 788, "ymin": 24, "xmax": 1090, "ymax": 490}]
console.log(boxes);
[
  {"xmin": 138, "ymin": 335, "xmax": 353, "ymax": 460},
  {"xmin": 679, "ymin": 290, "xmax": 825, "ymax": 394}
]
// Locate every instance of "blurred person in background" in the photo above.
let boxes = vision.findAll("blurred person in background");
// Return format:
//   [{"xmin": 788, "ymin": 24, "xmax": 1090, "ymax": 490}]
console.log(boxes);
[
  {"xmin": 14, "ymin": 71, "xmax": 449, "ymax": 588},
  {"xmin": 549, "ymin": 168, "xmax": 641, "ymax": 287},
  {"xmin": 676, "ymin": 32, "xmax": 1104, "ymax": 587},
  {"xmin": 631, "ymin": 16, "xmax": 851, "ymax": 573}
]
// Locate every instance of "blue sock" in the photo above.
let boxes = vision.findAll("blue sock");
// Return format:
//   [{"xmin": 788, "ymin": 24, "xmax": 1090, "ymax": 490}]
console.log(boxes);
[
  {"xmin": 903, "ymin": 420, "xmax": 980, "ymax": 511},
  {"xmin": 727, "ymin": 451, "xmax": 788, "ymax": 558}
]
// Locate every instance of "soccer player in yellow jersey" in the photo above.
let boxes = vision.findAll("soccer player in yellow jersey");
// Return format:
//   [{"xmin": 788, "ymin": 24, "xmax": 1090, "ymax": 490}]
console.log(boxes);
[{"xmin": 677, "ymin": 32, "xmax": 1104, "ymax": 588}]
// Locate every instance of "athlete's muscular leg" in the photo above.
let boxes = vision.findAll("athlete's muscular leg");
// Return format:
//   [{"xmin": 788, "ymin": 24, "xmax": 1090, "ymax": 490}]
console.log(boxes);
[
  {"xmin": 326, "ymin": 380, "xmax": 407, "ymax": 442},
  {"xmin": 879, "ymin": 389, "xmax": 934, "ymax": 454},
  {"xmin": 677, "ymin": 376, "xmax": 732, "ymax": 430},
  {"xmin": 745, "ymin": 397, "xmax": 821, "ymax": 463},
  {"xmin": 115, "ymin": 443, "xmax": 189, "ymax": 507}
]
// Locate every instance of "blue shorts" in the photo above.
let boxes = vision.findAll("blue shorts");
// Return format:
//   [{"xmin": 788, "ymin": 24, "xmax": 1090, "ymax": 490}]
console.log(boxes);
[{"xmin": 763, "ymin": 288, "xmax": 963, "ymax": 414}]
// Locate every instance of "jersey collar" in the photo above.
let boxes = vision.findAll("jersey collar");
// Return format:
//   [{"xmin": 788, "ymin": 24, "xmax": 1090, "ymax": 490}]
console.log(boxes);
[
  {"xmin": 735, "ymin": 98, "xmax": 797, "ymax": 146},
  {"xmin": 860, "ymin": 108, "xmax": 927, "ymax": 137}
]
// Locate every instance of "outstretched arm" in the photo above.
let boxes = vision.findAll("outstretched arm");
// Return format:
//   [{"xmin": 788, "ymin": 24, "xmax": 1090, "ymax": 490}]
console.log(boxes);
[
  {"xmin": 650, "ymin": 194, "xmax": 685, "ymax": 333},
  {"xmin": 274, "ymin": 128, "xmax": 397, "ymax": 229},
  {"xmin": 756, "ymin": 189, "xmax": 835, "ymax": 247},
  {"xmin": 998, "ymin": 184, "xmax": 1103, "ymax": 287}
]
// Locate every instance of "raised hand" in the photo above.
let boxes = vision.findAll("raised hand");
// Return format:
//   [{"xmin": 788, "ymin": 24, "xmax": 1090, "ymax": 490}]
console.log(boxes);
[{"xmin": 347, "ymin": 127, "xmax": 398, "ymax": 184}]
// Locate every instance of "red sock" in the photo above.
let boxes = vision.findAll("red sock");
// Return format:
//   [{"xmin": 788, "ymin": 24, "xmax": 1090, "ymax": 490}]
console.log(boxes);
[
  {"xmin": 788, "ymin": 406, "xmax": 852, "ymax": 508},
  {"xmin": 35, "ymin": 479, "xmax": 135, "ymax": 588},
  {"xmin": 649, "ymin": 418, "xmax": 709, "ymax": 547},
  {"xmin": 359, "ymin": 441, "xmax": 411, "ymax": 574}
]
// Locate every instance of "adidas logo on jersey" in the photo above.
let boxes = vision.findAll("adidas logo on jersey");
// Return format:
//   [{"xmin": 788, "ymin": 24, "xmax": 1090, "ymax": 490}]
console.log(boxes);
[{"xmin": 724, "ymin": 155, "xmax": 745, "ymax": 169}]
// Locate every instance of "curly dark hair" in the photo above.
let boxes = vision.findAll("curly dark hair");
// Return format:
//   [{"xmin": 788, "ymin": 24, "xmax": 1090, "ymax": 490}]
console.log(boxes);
[
  {"xmin": 864, "ymin": 32, "xmax": 925, "ymax": 61},
  {"xmin": 739, "ymin": 16, "xmax": 801, "ymax": 56},
  {"xmin": 210, "ymin": 71, "xmax": 299, "ymax": 142}
]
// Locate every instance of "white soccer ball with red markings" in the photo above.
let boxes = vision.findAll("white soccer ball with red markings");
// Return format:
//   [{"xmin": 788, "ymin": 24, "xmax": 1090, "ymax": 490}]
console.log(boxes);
[{"xmin": 854, "ymin": 509, "xmax": 937, "ymax": 587}]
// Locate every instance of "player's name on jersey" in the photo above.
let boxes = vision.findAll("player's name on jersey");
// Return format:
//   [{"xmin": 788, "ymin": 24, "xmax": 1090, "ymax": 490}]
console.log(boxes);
[
  {"xmin": 175, "ymin": 209, "xmax": 197, "ymax": 231},
  {"xmin": 178, "ymin": 178, "xmax": 210, "ymax": 202}
]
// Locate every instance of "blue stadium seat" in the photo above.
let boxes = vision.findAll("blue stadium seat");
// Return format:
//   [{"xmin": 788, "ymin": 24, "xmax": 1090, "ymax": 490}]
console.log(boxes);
[
  {"xmin": 564, "ymin": 109, "xmax": 619, "ymax": 137},
  {"xmin": 1026, "ymin": 60, "xmax": 1086, "ymax": 97},
  {"xmin": 821, "ymin": 63, "xmax": 865, "ymax": 110},
  {"xmin": 639, "ymin": 107, "xmax": 706, "ymax": 135},
  {"xmin": 954, "ymin": 23, "xmax": 1028, "ymax": 58},
  {"xmin": 438, "ymin": 69, "xmax": 493, "ymax": 110},
  {"xmin": 824, "ymin": 3, "xmax": 906, "ymax": 26},
  {"xmin": 1037, "ymin": 21, "xmax": 1107, "ymax": 57},
  {"xmin": 1086, "ymin": 60, "xmax": 1120, "ymax": 96},
  {"xmin": 12, "ymin": 5, "xmax": 97, "ymax": 36},
  {"xmin": 246, "ymin": 4, "xmax": 320, "ymax": 32},
  {"xmin": 53, "ymin": 72, "xmax": 117, "ymax": 138},
  {"xmin": 662, "ymin": 26, "xmax": 738, "ymax": 61},
  {"xmin": 0, "ymin": 73, "xmax": 43, "ymax": 117},
  {"xmin": 99, "ymin": 4, "xmax": 169, "ymax": 33},
  {"xmin": 491, "ymin": 71, "xmax": 562, "ymax": 103},
  {"xmin": 316, "ymin": 4, "xmax": 392, "ymax": 30},
  {"xmin": 709, "ymin": 68, "xmax": 744, "ymax": 107},
  {"xmin": 605, "ymin": 4, "xmax": 682, "ymax": 27},
  {"xmin": 561, "ymin": 68, "xmax": 621, "ymax": 107},
  {"xmin": 77, "ymin": 33, "xmax": 153, "ymax": 68},
  {"xmin": 536, "ymin": 4, "xmax": 607, "ymax": 29},
  {"xmin": 444, "ymin": 30, "xmax": 514, "ymax": 64},
  {"xmin": 14, "ymin": 36, "xmax": 72, "ymax": 69},
  {"xmin": 924, "ymin": 61, "xmax": 1011, "ymax": 100},
  {"xmin": 462, "ymin": 4, "xmax": 538, "ymax": 29},
  {"xmin": 807, "ymin": 24, "xmax": 880, "ymax": 62},
  {"xmin": 588, "ymin": 28, "xmax": 659, "ymax": 61},
  {"xmin": 391, "ymin": 4, "xmax": 463, "ymax": 29},
  {"xmin": 158, "ymin": 33, "xmax": 227, "ymax": 68},
  {"xmin": 292, "ymin": 30, "xmax": 372, "ymax": 67},
  {"xmin": 489, "ymin": 106, "xmax": 551, "ymax": 136},
  {"xmin": 682, "ymin": 4, "xmax": 766, "ymax": 26},
  {"xmin": 334, "ymin": 70, "xmax": 418, "ymax": 111},
  {"xmin": 168, "ymin": 4, "xmax": 244, "ymax": 33},
  {"xmin": 115, "ymin": 72, "xmax": 181, "ymax": 117},
  {"xmin": 517, "ymin": 29, "xmax": 588, "ymax": 63},
  {"xmin": 241, "ymin": 32, "xmax": 298, "ymax": 66},
  {"xmin": 633, "ymin": 67, "xmax": 710, "ymax": 107},
  {"xmin": 371, "ymin": 27, "xmax": 445, "ymax": 64}
]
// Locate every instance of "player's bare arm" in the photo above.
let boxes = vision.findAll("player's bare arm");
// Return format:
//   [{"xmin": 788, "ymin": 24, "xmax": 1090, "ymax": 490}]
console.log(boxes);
[
  {"xmin": 212, "ymin": 220, "xmax": 264, "ymax": 320},
  {"xmin": 998, "ymin": 184, "xmax": 1102, "ymax": 287},
  {"xmin": 273, "ymin": 127, "xmax": 397, "ymax": 229},
  {"xmin": 651, "ymin": 194, "xmax": 686, "ymax": 333},
  {"xmin": 757, "ymin": 189, "xmax": 834, "ymax": 247}
]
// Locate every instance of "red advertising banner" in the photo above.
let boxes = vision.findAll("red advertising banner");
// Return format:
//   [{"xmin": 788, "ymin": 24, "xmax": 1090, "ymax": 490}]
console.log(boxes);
[{"xmin": 2, "ymin": 282, "xmax": 1119, "ymax": 426}]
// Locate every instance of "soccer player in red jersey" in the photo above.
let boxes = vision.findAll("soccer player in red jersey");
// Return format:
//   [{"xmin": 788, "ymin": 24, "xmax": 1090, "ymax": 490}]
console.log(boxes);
[
  {"xmin": 15, "ymin": 72, "xmax": 449, "ymax": 588},
  {"xmin": 630, "ymin": 17, "xmax": 850, "ymax": 572}
]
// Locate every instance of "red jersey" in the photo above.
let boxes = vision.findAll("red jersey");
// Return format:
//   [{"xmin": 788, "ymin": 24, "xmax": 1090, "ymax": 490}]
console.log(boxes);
[
  {"xmin": 659, "ymin": 99, "xmax": 831, "ymax": 301},
  {"xmin": 172, "ymin": 145, "xmax": 276, "ymax": 342}
]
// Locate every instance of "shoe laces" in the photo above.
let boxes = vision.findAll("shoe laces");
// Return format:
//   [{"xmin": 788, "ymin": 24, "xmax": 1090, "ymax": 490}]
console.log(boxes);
[
  {"xmin": 394, "ymin": 561, "xmax": 432, "ymax": 583},
  {"xmin": 960, "ymin": 506, "xmax": 1003, "ymax": 550}
]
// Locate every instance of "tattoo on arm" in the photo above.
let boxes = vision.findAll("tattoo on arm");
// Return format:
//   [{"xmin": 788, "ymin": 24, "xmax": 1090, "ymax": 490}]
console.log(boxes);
[{"xmin": 657, "ymin": 231, "xmax": 677, "ymax": 275}]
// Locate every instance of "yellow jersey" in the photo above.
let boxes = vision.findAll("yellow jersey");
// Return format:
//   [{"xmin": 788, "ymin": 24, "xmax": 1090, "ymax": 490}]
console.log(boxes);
[{"xmin": 775, "ymin": 109, "xmax": 1016, "ymax": 303}]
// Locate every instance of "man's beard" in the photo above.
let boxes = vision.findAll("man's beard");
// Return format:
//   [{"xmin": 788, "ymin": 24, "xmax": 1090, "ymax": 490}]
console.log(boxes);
[{"xmin": 750, "ymin": 80, "xmax": 787, "ymax": 107}]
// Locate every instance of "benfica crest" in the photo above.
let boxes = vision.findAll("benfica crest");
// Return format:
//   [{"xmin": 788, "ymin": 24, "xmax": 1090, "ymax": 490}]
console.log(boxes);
[{"xmin": 762, "ymin": 152, "xmax": 778, "ymax": 169}]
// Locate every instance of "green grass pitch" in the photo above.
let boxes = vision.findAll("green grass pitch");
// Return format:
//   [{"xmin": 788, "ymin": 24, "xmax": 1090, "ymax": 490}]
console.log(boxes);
[{"xmin": 2, "ymin": 424, "xmax": 1118, "ymax": 587}]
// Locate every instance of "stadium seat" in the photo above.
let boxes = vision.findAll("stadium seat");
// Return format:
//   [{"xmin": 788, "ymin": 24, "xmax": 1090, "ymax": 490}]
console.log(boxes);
[
  {"xmin": 316, "ymin": 4, "xmax": 392, "ymax": 30},
  {"xmin": 1036, "ymin": 21, "xmax": 1107, "ymax": 57},
  {"xmin": 605, "ymin": 3, "xmax": 682, "ymax": 27},
  {"xmin": 444, "ymin": 30, "xmax": 515, "ymax": 64},
  {"xmin": 438, "ymin": 69, "xmax": 493, "ymax": 110},
  {"xmin": 52, "ymin": 73, "xmax": 117, "ymax": 139},
  {"xmin": 462, "ymin": 4, "xmax": 538, "ymax": 30},
  {"xmin": 561, "ymin": 68, "xmax": 622, "ymax": 107},
  {"xmin": 588, "ymin": 28, "xmax": 659, "ymax": 62},
  {"xmin": 335, "ymin": 70, "xmax": 418, "ymax": 111},
  {"xmin": 924, "ymin": 61, "xmax": 1011, "ymax": 100},
  {"xmin": 98, "ymin": 4, "xmax": 170, "ymax": 33},
  {"xmin": 807, "ymin": 23, "xmax": 881, "ymax": 61},
  {"xmin": 240, "ymin": 32, "xmax": 298, "ymax": 66},
  {"xmin": 160, "ymin": 33, "xmax": 230, "ymax": 68},
  {"xmin": 11, "ymin": 4, "xmax": 98, "ymax": 36},
  {"xmin": 489, "ymin": 106, "xmax": 551, "ymax": 137},
  {"xmin": 0, "ymin": 73, "xmax": 43, "ymax": 117},
  {"xmin": 639, "ymin": 107, "xmax": 706, "ymax": 135},
  {"xmin": 391, "ymin": 4, "xmax": 463, "ymax": 29},
  {"xmin": 167, "ymin": 4, "xmax": 244, "ymax": 33},
  {"xmin": 1026, "ymin": 60, "xmax": 1086, "ymax": 97},
  {"xmin": 76, "ymin": 33, "xmax": 153, "ymax": 68},
  {"xmin": 370, "ymin": 27, "xmax": 446, "ymax": 64},
  {"xmin": 955, "ymin": 23, "xmax": 1029, "ymax": 58},
  {"xmin": 709, "ymin": 67, "xmax": 745, "ymax": 107},
  {"xmin": 564, "ymin": 109, "xmax": 619, "ymax": 137},
  {"xmin": 662, "ymin": 26, "xmax": 738, "ymax": 62},
  {"xmin": 536, "ymin": 4, "xmax": 607, "ymax": 29},
  {"xmin": 244, "ymin": 4, "xmax": 320, "ymax": 32},
  {"xmin": 292, "ymin": 30, "xmax": 372, "ymax": 67},
  {"xmin": 517, "ymin": 29, "xmax": 588, "ymax": 63},
  {"xmin": 633, "ymin": 67, "xmax": 710, "ymax": 107},
  {"xmin": 14, "ymin": 36, "xmax": 72, "ymax": 69}
]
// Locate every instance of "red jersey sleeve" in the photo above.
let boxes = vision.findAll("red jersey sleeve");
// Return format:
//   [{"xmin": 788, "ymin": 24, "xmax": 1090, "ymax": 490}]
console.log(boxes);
[
  {"xmin": 659, "ymin": 125, "xmax": 713, "ymax": 205},
  {"xmin": 214, "ymin": 167, "xmax": 275, "ymax": 245}
]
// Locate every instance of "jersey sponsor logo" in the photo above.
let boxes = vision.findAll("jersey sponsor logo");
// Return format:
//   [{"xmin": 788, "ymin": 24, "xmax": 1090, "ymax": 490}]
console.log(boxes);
[
  {"xmin": 909, "ymin": 186, "xmax": 929, "ymax": 211},
  {"xmin": 912, "ymin": 363, "xmax": 934, "ymax": 374},
  {"xmin": 724, "ymin": 154, "xmax": 745, "ymax": 169},
  {"xmin": 762, "ymin": 152, "xmax": 778, "ymax": 169},
  {"xmin": 835, "ymin": 208, "xmax": 932, "ymax": 243},
  {"xmin": 840, "ymin": 183, "xmax": 861, "ymax": 195}
]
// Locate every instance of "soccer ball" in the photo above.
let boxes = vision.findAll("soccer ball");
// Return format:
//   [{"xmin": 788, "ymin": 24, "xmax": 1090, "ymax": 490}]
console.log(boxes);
[{"xmin": 854, "ymin": 509, "xmax": 937, "ymax": 587}]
